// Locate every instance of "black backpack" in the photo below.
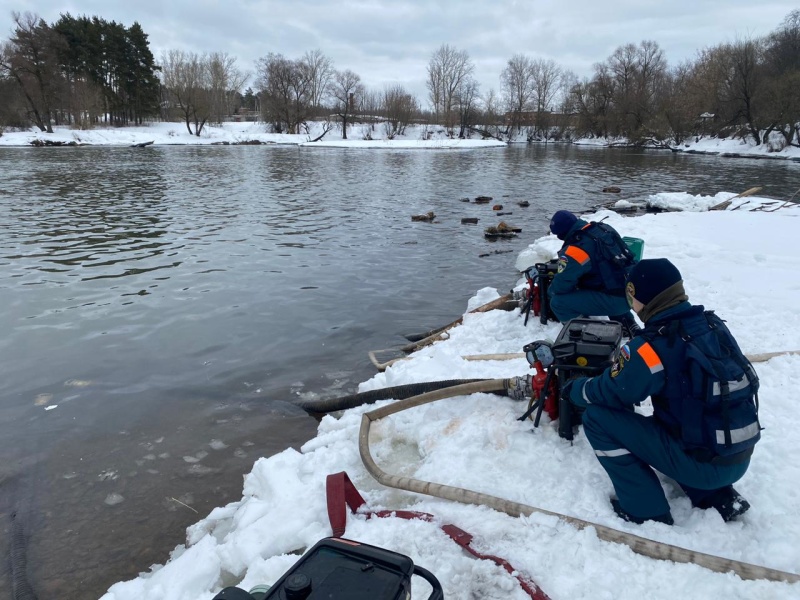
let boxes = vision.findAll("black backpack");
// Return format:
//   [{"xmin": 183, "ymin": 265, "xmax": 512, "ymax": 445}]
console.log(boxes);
[
  {"xmin": 571, "ymin": 222, "xmax": 636, "ymax": 294},
  {"xmin": 647, "ymin": 311, "xmax": 761, "ymax": 462}
]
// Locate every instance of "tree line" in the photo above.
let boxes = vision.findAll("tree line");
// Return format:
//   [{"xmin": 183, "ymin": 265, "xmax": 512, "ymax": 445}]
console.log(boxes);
[
  {"xmin": 0, "ymin": 12, "xmax": 160, "ymax": 132},
  {"xmin": 1, "ymin": 9, "xmax": 798, "ymax": 148}
]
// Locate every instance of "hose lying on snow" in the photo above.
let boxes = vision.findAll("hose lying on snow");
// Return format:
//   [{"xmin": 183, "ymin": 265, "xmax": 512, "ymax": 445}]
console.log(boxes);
[
  {"xmin": 358, "ymin": 380, "xmax": 800, "ymax": 585},
  {"xmin": 400, "ymin": 294, "xmax": 515, "ymax": 355},
  {"xmin": 297, "ymin": 379, "xmax": 492, "ymax": 413}
]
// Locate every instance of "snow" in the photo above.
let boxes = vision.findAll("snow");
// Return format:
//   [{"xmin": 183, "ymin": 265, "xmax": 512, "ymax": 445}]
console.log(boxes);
[
  {"xmin": 642, "ymin": 191, "xmax": 788, "ymax": 213},
  {"xmin": 571, "ymin": 133, "xmax": 800, "ymax": 162},
  {"xmin": 0, "ymin": 121, "xmax": 505, "ymax": 149},
  {"xmin": 674, "ymin": 134, "xmax": 800, "ymax": 161},
  {"xmin": 4, "ymin": 121, "xmax": 797, "ymax": 160},
  {"xmin": 102, "ymin": 192, "xmax": 800, "ymax": 599}
]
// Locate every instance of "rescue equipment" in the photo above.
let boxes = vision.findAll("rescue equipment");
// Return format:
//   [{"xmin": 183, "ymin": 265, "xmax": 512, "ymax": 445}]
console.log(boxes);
[
  {"xmin": 212, "ymin": 535, "xmax": 444, "ymax": 600},
  {"xmin": 324, "ymin": 472, "xmax": 550, "ymax": 600},
  {"xmin": 356, "ymin": 381, "xmax": 800, "ymax": 583},
  {"xmin": 515, "ymin": 260, "xmax": 559, "ymax": 326},
  {"xmin": 517, "ymin": 319, "xmax": 622, "ymax": 440},
  {"xmin": 566, "ymin": 222, "xmax": 637, "ymax": 294},
  {"xmin": 642, "ymin": 309, "xmax": 761, "ymax": 463}
]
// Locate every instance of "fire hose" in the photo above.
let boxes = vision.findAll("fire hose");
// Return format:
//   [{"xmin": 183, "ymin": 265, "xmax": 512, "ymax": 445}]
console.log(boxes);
[{"xmin": 357, "ymin": 380, "xmax": 800, "ymax": 585}]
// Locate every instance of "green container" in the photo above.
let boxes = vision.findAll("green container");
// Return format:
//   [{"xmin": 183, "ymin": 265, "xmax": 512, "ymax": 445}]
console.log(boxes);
[{"xmin": 623, "ymin": 236, "xmax": 645, "ymax": 262}]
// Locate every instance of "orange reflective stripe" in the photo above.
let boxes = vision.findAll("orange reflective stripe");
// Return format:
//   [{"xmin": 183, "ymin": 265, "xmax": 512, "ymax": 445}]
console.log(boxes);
[
  {"xmin": 564, "ymin": 245, "xmax": 590, "ymax": 265},
  {"xmin": 637, "ymin": 342, "xmax": 664, "ymax": 373}
]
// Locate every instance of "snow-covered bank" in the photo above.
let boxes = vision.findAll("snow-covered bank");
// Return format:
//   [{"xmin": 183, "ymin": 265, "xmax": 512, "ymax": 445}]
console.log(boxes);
[
  {"xmin": 672, "ymin": 135, "xmax": 800, "ymax": 162},
  {"xmin": 0, "ymin": 121, "xmax": 505, "ymax": 149},
  {"xmin": 102, "ymin": 193, "xmax": 800, "ymax": 600},
  {"xmin": 571, "ymin": 133, "xmax": 800, "ymax": 162},
  {"xmin": 5, "ymin": 122, "xmax": 798, "ymax": 160}
]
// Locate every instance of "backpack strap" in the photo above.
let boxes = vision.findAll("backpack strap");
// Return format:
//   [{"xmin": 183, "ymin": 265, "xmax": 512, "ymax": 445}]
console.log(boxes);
[
  {"xmin": 703, "ymin": 311, "xmax": 761, "ymax": 447},
  {"xmin": 642, "ymin": 318, "xmax": 683, "ymax": 347},
  {"xmin": 584, "ymin": 222, "xmax": 636, "ymax": 263},
  {"xmin": 705, "ymin": 312, "xmax": 760, "ymax": 394},
  {"xmin": 643, "ymin": 317, "xmax": 703, "ymax": 447}
]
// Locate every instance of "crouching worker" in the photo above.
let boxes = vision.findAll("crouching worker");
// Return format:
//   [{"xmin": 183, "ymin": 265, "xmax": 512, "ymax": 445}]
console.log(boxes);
[
  {"xmin": 564, "ymin": 258, "xmax": 760, "ymax": 525},
  {"xmin": 548, "ymin": 210, "xmax": 639, "ymax": 336}
]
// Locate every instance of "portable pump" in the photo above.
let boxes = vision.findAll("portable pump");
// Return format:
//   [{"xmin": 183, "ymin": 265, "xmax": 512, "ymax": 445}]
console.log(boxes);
[
  {"xmin": 515, "ymin": 260, "xmax": 559, "ymax": 326},
  {"xmin": 212, "ymin": 537, "xmax": 444, "ymax": 600},
  {"xmin": 519, "ymin": 318, "xmax": 622, "ymax": 440}
]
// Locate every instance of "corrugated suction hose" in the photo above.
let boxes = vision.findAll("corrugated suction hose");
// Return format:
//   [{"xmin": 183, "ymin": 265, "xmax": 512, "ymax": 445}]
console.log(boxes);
[{"xmin": 296, "ymin": 379, "xmax": 493, "ymax": 413}]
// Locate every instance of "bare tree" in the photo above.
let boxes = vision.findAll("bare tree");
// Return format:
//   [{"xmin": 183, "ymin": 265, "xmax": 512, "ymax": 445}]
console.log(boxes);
[
  {"xmin": 661, "ymin": 61, "xmax": 701, "ymax": 144},
  {"xmin": 720, "ymin": 38, "xmax": 767, "ymax": 144},
  {"xmin": 606, "ymin": 43, "xmax": 638, "ymax": 136},
  {"xmin": 766, "ymin": 9, "xmax": 800, "ymax": 74},
  {"xmin": 0, "ymin": 12, "xmax": 64, "ymax": 132},
  {"xmin": 161, "ymin": 49, "xmax": 212, "ymax": 135},
  {"xmin": 454, "ymin": 76, "xmax": 480, "ymax": 138},
  {"xmin": 360, "ymin": 87, "xmax": 382, "ymax": 122},
  {"xmin": 0, "ymin": 60, "xmax": 30, "ymax": 129},
  {"xmin": 426, "ymin": 44, "xmax": 475, "ymax": 134},
  {"xmin": 764, "ymin": 10, "xmax": 800, "ymax": 146},
  {"xmin": 552, "ymin": 69, "xmax": 578, "ymax": 140},
  {"xmin": 500, "ymin": 54, "xmax": 535, "ymax": 135},
  {"xmin": 254, "ymin": 53, "xmax": 312, "ymax": 133},
  {"xmin": 480, "ymin": 88, "xmax": 503, "ymax": 137},
  {"xmin": 382, "ymin": 84, "xmax": 417, "ymax": 138},
  {"xmin": 572, "ymin": 65, "xmax": 615, "ymax": 138},
  {"xmin": 331, "ymin": 69, "xmax": 364, "ymax": 139},
  {"xmin": 575, "ymin": 40, "xmax": 668, "ymax": 141},
  {"xmin": 681, "ymin": 39, "xmax": 767, "ymax": 144},
  {"xmin": 631, "ymin": 41, "xmax": 668, "ymax": 136},
  {"xmin": 207, "ymin": 52, "xmax": 247, "ymax": 124},
  {"xmin": 529, "ymin": 58, "xmax": 562, "ymax": 140},
  {"xmin": 303, "ymin": 49, "xmax": 334, "ymax": 117}
]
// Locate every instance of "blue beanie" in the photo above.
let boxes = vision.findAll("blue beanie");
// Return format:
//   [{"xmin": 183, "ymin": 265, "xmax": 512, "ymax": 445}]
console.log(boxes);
[
  {"xmin": 549, "ymin": 210, "xmax": 578, "ymax": 240},
  {"xmin": 626, "ymin": 258, "xmax": 683, "ymax": 304}
]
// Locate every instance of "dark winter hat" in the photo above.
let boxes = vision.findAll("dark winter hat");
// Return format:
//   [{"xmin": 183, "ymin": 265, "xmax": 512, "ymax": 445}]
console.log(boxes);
[
  {"xmin": 625, "ymin": 258, "xmax": 683, "ymax": 305},
  {"xmin": 549, "ymin": 210, "xmax": 578, "ymax": 240}
]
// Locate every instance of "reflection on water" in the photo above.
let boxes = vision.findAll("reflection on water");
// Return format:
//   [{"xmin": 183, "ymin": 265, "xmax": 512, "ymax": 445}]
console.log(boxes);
[{"xmin": 0, "ymin": 144, "xmax": 797, "ymax": 598}]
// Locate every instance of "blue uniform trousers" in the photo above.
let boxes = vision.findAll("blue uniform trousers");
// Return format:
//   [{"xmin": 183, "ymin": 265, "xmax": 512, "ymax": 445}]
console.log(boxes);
[
  {"xmin": 581, "ymin": 404, "xmax": 750, "ymax": 519},
  {"xmin": 548, "ymin": 289, "xmax": 630, "ymax": 321}
]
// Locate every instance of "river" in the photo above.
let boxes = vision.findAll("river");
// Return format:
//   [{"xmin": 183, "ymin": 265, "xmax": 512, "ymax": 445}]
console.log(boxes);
[{"xmin": 0, "ymin": 143, "xmax": 797, "ymax": 598}]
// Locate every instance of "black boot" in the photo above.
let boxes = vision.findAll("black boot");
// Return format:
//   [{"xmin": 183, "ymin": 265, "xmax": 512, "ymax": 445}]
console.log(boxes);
[
  {"xmin": 611, "ymin": 498, "xmax": 674, "ymax": 526},
  {"xmin": 693, "ymin": 486, "xmax": 750, "ymax": 522},
  {"xmin": 611, "ymin": 313, "xmax": 641, "ymax": 338}
]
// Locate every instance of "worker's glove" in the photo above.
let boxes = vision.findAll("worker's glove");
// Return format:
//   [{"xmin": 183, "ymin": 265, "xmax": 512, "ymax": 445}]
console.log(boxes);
[{"xmin": 505, "ymin": 375, "xmax": 533, "ymax": 401}]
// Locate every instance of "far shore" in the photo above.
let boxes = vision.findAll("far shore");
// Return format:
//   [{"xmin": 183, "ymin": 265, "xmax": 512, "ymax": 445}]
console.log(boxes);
[{"xmin": 1, "ymin": 121, "xmax": 798, "ymax": 162}]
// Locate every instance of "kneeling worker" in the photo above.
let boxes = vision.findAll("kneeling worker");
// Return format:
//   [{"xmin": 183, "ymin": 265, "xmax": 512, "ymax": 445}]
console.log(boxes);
[
  {"xmin": 548, "ymin": 210, "xmax": 639, "ymax": 335},
  {"xmin": 564, "ymin": 259, "xmax": 760, "ymax": 525}
]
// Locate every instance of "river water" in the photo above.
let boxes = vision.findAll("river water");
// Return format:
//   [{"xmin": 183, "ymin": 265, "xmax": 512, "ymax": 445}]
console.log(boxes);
[{"xmin": 0, "ymin": 143, "xmax": 797, "ymax": 598}]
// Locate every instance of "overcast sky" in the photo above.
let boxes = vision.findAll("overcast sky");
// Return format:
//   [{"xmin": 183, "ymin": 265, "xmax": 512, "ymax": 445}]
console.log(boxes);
[{"xmin": 1, "ymin": 1, "xmax": 796, "ymax": 101}]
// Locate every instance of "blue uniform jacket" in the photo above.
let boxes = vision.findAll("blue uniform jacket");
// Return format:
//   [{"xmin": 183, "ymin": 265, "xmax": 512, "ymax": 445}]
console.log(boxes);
[
  {"xmin": 549, "ymin": 219, "xmax": 605, "ymax": 295},
  {"xmin": 570, "ymin": 302, "xmax": 698, "ymax": 419}
]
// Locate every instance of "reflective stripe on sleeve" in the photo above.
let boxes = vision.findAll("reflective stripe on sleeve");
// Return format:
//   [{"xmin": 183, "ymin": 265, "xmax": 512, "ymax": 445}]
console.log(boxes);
[
  {"xmin": 636, "ymin": 342, "xmax": 664, "ymax": 374},
  {"xmin": 595, "ymin": 448, "xmax": 631, "ymax": 458},
  {"xmin": 564, "ymin": 245, "xmax": 590, "ymax": 265}
]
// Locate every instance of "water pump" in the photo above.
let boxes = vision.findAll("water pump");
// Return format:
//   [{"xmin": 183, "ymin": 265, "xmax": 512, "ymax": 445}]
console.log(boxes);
[
  {"xmin": 517, "ymin": 318, "xmax": 622, "ymax": 439},
  {"xmin": 212, "ymin": 536, "xmax": 443, "ymax": 600},
  {"xmin": 515, "ymin": 260, "xmax": 559, "ymax": 326}
]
